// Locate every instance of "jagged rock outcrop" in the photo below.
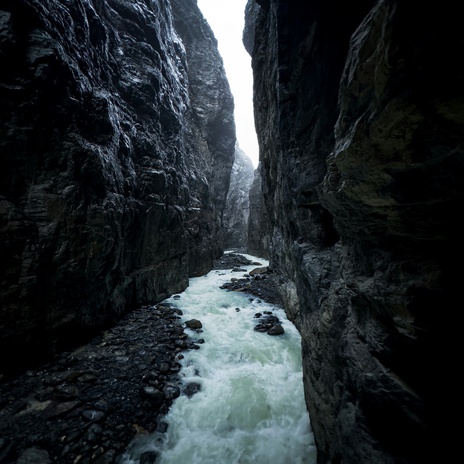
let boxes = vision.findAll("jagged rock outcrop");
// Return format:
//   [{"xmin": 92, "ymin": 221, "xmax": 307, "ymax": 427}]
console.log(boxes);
[
  {"xmin": 248, "ymin": 0, "xmax": 462, "ymax": 463},
  {"xmin": 0, "ymin": 0, "xmax": 234, "ymax": 375},
  {"xmin": 242, "ymin": 0, "xmax": 259, "ymax": 55},
  {"xmin": 223, "ymin": 144, "xmax": 255, "ymax": 250}
]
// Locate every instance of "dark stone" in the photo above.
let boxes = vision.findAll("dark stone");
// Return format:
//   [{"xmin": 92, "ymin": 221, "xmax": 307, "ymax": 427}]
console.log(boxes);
[
  {"xmin": 249, "ymin": 266, "xmax": 269, "ymax": 275},
  {"xmin": 213, "ymin": 252, "xmax": 254, "ymax": 269},
  {"xmin": 185, "ymin": 319, "xmax": 202, "ymax": 330},
  {"xmin": 247, "ymin": 167, "xmax": 269, "ymax": 258},
  {"xmin": 0, "ymin": 0, "xmax": 234, "ymax": 376},
  {"xmin": 156, "ymin": 421, "xmax": 169, "ymax": 433},
  {"xmin": 183, "ymin": 382, "xmax": 202, "ymax": 398},
  {"xmin": 243, "ymin": 0, "xmax": 260, "ymax": 55},
  {"xmin": 247, "ymin": 0, "xmax": 462, "ymax": 462},
  {"xmin": 163, "ymin": 384, "xmax": 181, "ymax": 400},
  {"xmin": 16, "ymin": 448, "xmax": 51, "ymax": 464},
  {"xmin": 82, "ymin": 410, "xmax": 105, "ymax": 422},
  {"xmin": 267, "ymin": 324, "xmax": 284, "ymax": 336},
  {"xmin": 223, "ymin": 145, "xmax": 255, "ymax": 250},
  {"xmin": 217, "ymin": 256, "xmax": 282, "ymax": 305},
  {"xmin": 140, "ymin": 451, "xmax": 159, "ymax": 464}
]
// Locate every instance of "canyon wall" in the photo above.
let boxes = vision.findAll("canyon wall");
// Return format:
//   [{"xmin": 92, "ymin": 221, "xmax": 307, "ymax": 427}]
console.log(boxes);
[
  {"xmin": 171, "ymin": 0, "xmax": 236, "ymax": 274},
  {"xmin": 223, "ymin": 144, "xmax": 255, "ymax": 250},
  {"xmin": 248, "ymin": 0, "xmax": 462, "ymax": 462},
  {"xmin": 0, "ymin": 0, "xmax": 235, "ymax": 375},
  {"xmin": 247, "ymin": 164, "xmax": 268, "ymax": 258}
]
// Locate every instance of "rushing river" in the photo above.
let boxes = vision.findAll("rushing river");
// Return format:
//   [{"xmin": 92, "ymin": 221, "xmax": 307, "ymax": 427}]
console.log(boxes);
[{"xmin": 120, "ymin": 253, "xmax": 317, "ymax": 464}]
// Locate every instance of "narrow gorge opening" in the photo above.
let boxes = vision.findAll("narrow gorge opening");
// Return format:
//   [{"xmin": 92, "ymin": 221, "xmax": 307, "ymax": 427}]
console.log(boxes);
[
  {"xmin": 197, "ymin": 0, "xmax": 259, "ymax": 170},
  {"xmin": 197, "ymin": 0, "xmax": 259, "ymax": 253}
]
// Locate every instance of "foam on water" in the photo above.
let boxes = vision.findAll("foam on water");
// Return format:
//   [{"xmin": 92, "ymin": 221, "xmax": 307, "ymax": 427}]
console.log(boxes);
[{"xmin": 119, "ymin": 253, "xmax": 317, "ymax": 464}]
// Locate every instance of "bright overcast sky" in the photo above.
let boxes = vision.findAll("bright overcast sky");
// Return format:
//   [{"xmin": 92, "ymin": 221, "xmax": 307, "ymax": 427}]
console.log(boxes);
[{"xmin": 197, "ymin": 0, "xmax": 259, "ymax": 168}]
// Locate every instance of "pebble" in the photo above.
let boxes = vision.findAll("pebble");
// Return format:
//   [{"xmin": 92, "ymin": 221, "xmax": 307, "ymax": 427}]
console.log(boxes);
[
  {"xmin": 16, "ymin": 447, "xmax": 51, "ymax": 464},
  {"xmin": 0, "ymin": 304, "xmax": 194, "ymax": 464}
]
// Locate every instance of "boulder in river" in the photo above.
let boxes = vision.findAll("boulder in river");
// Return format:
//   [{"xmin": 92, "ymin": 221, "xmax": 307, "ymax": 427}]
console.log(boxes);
[{"xmin": 185, "ymin": 319, "xmax": 203, "ymax": 330}]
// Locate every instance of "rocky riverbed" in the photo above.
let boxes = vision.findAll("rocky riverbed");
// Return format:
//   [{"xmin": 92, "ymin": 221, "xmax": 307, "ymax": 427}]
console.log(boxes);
[
  {"xmin": 213, "ymin": 252, "xmax": 282, "ymax": 306},
  {"xmin": 0, "ymin": 253, "xmax": 283, "ymax": 464}
]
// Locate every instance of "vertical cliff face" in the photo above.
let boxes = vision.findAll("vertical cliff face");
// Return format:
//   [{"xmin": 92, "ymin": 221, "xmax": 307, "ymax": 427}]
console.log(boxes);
[
  {"xmin": 171, "ymin": 0, "xmax": 236, "ymax": 274},
  {"xmin": 0, "ymin": 0, "xmax": 234, "ymax": 374},
  {"xmin": 248, "ymin": 0, "xmax": 463, "ymax": 463},
  {"xmin": 246, "ymin": 164, "xmax": 269, "ymax": 258},
  {"xmin": 223, "ymin": 145, "xmax": 255, "ymax": 250}
]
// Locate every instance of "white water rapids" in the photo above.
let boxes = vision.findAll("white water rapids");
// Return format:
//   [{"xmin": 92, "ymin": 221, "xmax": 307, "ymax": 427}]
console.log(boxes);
[{"xmin": 119, "ymin": 253, "xmax": 317, "ymax": 464}]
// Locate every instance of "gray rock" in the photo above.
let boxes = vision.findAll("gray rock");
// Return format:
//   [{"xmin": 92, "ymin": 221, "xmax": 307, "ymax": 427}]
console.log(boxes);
[
  {"xmin": 163, "ymin": 384, "xmax": 181, "ymax": 400},
  {"xmin": 82, "ymin": 409, "xmax": 105, "ymax": 421},
  {"xmin": 223, "ymin": 145, "xmax": 255, "ymax": 249},
  {"xmin": 185, "ymin": 319, "xmax": 202, "ymax": 330},
  {"xmin": 183, "ymin": 382, "xmax": 202, "ymax": 398},
  {"xmin": 247, "ymin": 166, "xmax": 269, "ymax": 258},
  {"xmin": 267, "ymin": 324, "xmax": 284, "ymax": 336},
  {"xmin": 17, "ymin": 448, "xmax": 51, "ymax": 464},
  {"xmin": 249, "ymin": 266, "xmax": 269, "ymax": 275}
]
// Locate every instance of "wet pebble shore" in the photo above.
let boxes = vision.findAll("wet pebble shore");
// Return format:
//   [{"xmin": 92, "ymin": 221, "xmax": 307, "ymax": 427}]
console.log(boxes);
[{"xmin": 0, "ymin": 303, "xmax": 197, "ymax": 464}]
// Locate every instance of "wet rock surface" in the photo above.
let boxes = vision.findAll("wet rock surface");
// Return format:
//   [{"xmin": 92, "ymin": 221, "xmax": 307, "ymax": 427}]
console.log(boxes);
[
  {"xmin": 223, "ymin": 146, "xmax": 255, "ymax": 250},
  {"xmin": 215, "ymin": 253, "xmax": 285, "ymax": 335},
  {"xmin": 246, "ymin": 167, "xmax": 269, "ymax": 259},
  {"xmin": 0, "ymin": 304, "xmax": 199, "ymax": 464},
  {"xmin": 253, "ymin": 312, "xmax": 284, "ymax": 335},
  {"xmin": 215, "ymin": 253, "xmax": 282, "ymax": 306},
  {"xmin": 0, "ymin": 0, "xmax": 235, "ymax": 376}
]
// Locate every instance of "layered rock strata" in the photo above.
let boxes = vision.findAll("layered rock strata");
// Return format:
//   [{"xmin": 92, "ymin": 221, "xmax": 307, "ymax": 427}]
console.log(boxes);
[
  {"xmin": 247, "ymin": 0, "xmax": 462, "ymax": 463},
  {"xmin": 0, "ymin": 0, "xmax": 234, "ymax": 375}
]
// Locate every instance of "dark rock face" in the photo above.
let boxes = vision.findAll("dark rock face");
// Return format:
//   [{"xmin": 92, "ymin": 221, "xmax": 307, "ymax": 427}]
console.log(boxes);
[
  {"xmin": 248, "ymin": 1, "xmax": 463, "ymax": 463},
  {"xmin": 171, "ymin": 0, "xmax": 236, "ymax": 275},
  {"xmin": 243, "ymin": 0, "xmax": 259, "ymax": 55},
  {"xmin": 223, "ymin": 145, "xmax": 255, "ymax": 250},
  {"xmin": 246, "ymin": 164, "xmax": 268, "ymax": 258},
  {"xmin": 0, "ymin": 0, "xmax": 234, "ymax": 375}
]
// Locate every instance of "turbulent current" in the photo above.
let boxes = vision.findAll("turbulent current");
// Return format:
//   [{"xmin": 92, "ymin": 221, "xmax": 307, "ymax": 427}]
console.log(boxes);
[{"xmin": 119, "ymin": 253, "xmax": 317, "ymax": 464}]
